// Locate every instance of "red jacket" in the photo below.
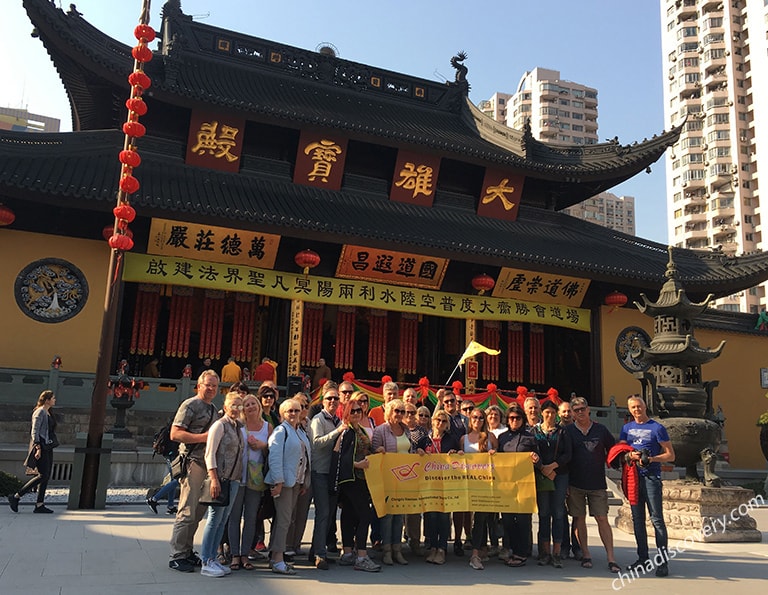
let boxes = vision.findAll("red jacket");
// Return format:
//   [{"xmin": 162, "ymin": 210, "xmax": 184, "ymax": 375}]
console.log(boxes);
[{"xmin": 607, "ymin": 443, "xmax": 640, "ymax": 505}]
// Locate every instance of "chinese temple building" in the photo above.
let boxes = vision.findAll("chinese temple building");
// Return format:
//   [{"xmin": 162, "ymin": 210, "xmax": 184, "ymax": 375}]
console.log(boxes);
[{"xmin": 3, "ymin": 0, "xmax": 768, "ymax": 467}]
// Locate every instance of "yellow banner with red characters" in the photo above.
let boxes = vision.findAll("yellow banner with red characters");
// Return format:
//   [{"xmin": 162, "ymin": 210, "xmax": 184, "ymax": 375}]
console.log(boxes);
[{"xmin": 364, "ymin": 453, "xmax": 537, "ymax": 515}]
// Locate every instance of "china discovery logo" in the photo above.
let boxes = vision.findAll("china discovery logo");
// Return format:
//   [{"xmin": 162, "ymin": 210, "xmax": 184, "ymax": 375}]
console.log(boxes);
[{"xmin": 390, "ymin": 462, "xmax": 420, "ymax": 481}]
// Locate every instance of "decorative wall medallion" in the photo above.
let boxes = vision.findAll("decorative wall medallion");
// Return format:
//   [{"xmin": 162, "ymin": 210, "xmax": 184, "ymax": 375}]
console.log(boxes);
[
  {"xmin": 15, "ymin": 258, "xmax": 89, "ymax": 323},
  {"xmin": 615, "ymin": 326, "xmax": 652, "ymax": 373}
]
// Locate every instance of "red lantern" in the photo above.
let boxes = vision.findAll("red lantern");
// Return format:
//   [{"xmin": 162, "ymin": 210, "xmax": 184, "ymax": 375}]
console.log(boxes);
[
  {"xmin": 472, "ymin": 273, "xmax": 496, "ymax": 295},
  {"xmin": 103, "ymin": 225, "xmax": 134, "ymax": 241},
  {"xmin": 132, "ymin": 44, "xmax": 153, "ymax": 63},
  {"xmin": 122, "ymin": 121, "xmax": 146, "ymax": 138},
  {"xmin": 108, "ymin": 233, "xmax": 134, "ymax": 251},
  {"xmin": 0, "ymin": 204, "xmax": 15, "ymax": 226},
  {"xmin": 120, "ymin": 175, "xmax": 140, "ymax": 194},
  {"xmin": 605, "ymin": 290, "xmax": 628, "ymax": 313},
  {"xmin": 294, "ymin": 249, "xmax": 320, "ymax": 275},
  {"xmin": 125, "ymin": 97, "xmax": 148, "ymax": 116},
  {"xmin": 134, "ymin": 24, "xmax": 156, "ymax": 42},
  {"xmin": 128, "ymin": 71, "xmax": 151, "ymax": 90},
  {"xmin": 113, "ymin": 203, "xmax": 137, "ymax": 222},
  {"xmin": 119, "ymin": 149, "xmax": 141, "ymax": 168}
]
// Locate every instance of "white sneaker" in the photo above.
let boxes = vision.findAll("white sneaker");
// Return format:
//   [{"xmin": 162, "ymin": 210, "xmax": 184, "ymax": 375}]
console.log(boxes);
[
  {"xmin": 213, "ymin": 560, "xmax": 232, "ymax": 575},
  {"xmin": 201, "ymin": 561, "xmax": 225, "ymax": 578}
]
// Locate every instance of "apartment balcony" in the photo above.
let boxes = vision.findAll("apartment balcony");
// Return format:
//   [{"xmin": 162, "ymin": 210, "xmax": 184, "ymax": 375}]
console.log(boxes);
[
  {"xmin": 683, "ymin": 227, "xmax": 709, "ymax": 241},
  {"xmin": 683, "ymin": 210, "xmax": 707, "ymax": 223},
  {"xmin": 678, "ymin": 0, "xmax": 698, "ymax": 18},
  {"xmin": 539, "ymin": 85, "xmax": 558, "ymax": 99},
  {"xmin": 711, "ymin": 224, "xmax": 738, "ymax": 240},
  {"xmin": 700, "ymin": 0, "xmax": 723, "ymax": 15}
]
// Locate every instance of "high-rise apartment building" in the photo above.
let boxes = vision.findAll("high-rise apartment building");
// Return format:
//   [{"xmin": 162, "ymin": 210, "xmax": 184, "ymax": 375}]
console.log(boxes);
[
  {"xmin": 562, "ymin": 192, "xmax": 636, "ymax": 235},
  {"xmin": 479, "ymin": 69, "xmax": 634, "ymax": 234},
  {"xmin": 661, "ymin": 0, "xmax": 767, "ymax": 313},
  {"xmin": 0, "ymin": 107, "xmax": 60, "ymax": 132},
  {"xmin": 479, "ymin": 67, "xmax": 599, "ymax": 145}
]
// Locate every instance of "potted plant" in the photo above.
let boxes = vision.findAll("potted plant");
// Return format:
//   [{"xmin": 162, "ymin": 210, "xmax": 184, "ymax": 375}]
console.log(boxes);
[{"xmin": 758, "ymin": 407, "xmax": 768, "ymax": 463}]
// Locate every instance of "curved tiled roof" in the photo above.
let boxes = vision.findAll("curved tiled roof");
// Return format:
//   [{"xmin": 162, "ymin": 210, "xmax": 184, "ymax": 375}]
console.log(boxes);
[
  {"xmin": 23, "ymin": 0, "xmax": 680, "ymax": 210},
  {"xmin": 3, "ymin": 128, "xmax": 768, "ymax": 299}
]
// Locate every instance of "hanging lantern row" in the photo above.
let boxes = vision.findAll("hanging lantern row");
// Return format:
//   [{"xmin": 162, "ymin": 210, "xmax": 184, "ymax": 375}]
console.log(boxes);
[{"xmin": 107, "ymin": 19, "xmax": 156, "ymax": 252}]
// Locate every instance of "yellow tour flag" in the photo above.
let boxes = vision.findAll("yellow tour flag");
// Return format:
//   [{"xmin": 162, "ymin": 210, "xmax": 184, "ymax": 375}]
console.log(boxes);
[{"xmin": 458, "ymin": 340, "xmax": 501, "ymax": 366}]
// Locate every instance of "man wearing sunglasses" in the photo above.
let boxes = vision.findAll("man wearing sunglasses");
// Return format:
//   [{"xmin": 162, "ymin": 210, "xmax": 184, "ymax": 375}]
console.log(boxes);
[
  {"xmin": 309, "ymin": 381, "xmax": 346, "ymax": 569},
  {"xmin": 564, "ymin": 396, "xmax": 619, "ymax": 573}
]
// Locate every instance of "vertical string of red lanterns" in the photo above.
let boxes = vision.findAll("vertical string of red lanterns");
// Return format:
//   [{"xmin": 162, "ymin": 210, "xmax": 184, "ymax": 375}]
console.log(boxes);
[
  {"xmin": 199, "ymin": 290, "xmax": 225, "ymax": 360},
  {"xmin": 231, "ymin": 293, "xmax": 257, "ymax": 362},
  {"xmin": 165, "ymin": 286, "xmax": 194, "ymax": 358},
  {"xmin": 108, "ymin": 16, "xmax": 156, "ymax": 253}
]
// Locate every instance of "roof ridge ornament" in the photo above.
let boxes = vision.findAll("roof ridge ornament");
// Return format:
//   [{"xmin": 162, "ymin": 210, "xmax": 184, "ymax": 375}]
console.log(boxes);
[
  {"xmin": 450, "ymin": 51, "xmax": 470, "ymax": 95},
  {"xmin": 665, "ymin": 245, "xmax": 678, "ymax": 280}
]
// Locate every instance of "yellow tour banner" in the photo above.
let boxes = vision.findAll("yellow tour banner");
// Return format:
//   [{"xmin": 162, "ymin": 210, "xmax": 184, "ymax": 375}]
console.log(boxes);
[
  {"xmin": 364, "ymin": 453, "xmax": 538, "ymax": 515},
  {"xmin": 122, "ymin": 252, "xmax": 590, "ymax": 331}
]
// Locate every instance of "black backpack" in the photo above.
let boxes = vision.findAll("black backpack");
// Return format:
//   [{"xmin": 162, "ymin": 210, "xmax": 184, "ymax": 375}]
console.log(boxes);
[{"xmin": 152, "ymin": 420, "xmax": 179, "ymax": 458}]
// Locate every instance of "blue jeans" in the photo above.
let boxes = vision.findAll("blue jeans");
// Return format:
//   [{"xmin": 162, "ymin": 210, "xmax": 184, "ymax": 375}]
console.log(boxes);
[
  {"xmin": 537, "ymin": 473, "xmax": 568, "ymax": 546},
  {"xmin": 201, "ymin": 480, "xmax": 240, "ymax": 563},
  {"xmin": 630, "ymin": 474, "xmax": 668, "ymax": 560},
  {"xmin": 154, "ymin": 459, "xmax": 178, "ymax": 509},
  {"xmin": 379, "ymin": 513, "xmax": 404, "ymax": 546},
  {"xmin": 424, "ymin": 512, "xmax": 450, "ymax": 551},
  {"xmin": 311, "ymin": 471, "xmax": 338, "ymax": 558}
]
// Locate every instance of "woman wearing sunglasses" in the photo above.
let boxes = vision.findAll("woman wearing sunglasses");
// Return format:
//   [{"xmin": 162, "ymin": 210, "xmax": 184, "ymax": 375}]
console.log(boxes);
[
  {"xmin": 372, "ymin": 399, "xmax": 412, "ymax": 565},
  {"xmin": 264, "ymin": 398, "xmax": 312, "ymax": 575},
  {"xmin": 464, "ymin": 408, "xmax": 498, "ymax": 570},
  {"xmin": 332, "ymin": 392, "xmax": 381, "ymax": 572},
  {"xmin": 497, "ymin": 402, "xmax": 541, "ymax": 568}
]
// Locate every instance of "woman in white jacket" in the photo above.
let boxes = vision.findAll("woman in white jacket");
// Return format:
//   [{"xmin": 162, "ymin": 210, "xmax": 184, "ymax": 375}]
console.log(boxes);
[{"xmin": 265, "ymin": 398, "xmax": 312, "ymax": 575}]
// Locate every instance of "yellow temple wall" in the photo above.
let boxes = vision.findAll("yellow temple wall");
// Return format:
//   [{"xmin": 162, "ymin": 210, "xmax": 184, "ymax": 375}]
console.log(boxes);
[
  {"xmin": 599, "ymin": 305, "xmax": 768, "ymax": 470},
  {"xmin": 0, "ymin": 230, "xmax": 108, "ymax": 372}
]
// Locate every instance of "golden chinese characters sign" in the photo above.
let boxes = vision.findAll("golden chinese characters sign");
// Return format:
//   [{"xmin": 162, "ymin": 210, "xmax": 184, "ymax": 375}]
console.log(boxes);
[
  {"xmin": 293, "ymin": 131, "xmax": 349, "ymax": 191},
  {"xmin": 123, "ymin": 253, "xmax": 590, "ymax": 331},
  {"xmin": 335, "ymin": 245, "xmax": 448, "ymax": 290},
  {"xmin": 364, "ymin": 453, "xmax": 537, "ymax": 515},
  {"xmin": 185, "ymin": 110, "xmax": 245, "ymax": 173},
  {"xmin": 477, "ymin": 169, "xmax": 525, "ymax": 222},
  {"xmin": 389, "ymin": 150, "xmax": 441, "ymax": 207},
  {"xmin": 148, "ymin": 218, "xmax": 280, "ymax": 269},
  {"xmin": 492, "ymin": 267, "xmax": 590, "ymax": 307}
]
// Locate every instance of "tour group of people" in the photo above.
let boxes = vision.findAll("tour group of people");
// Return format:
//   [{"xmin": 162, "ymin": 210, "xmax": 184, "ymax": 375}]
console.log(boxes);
[{"xmin": 156, "ymin": 369, "xmax": 675, "ymax": 578}]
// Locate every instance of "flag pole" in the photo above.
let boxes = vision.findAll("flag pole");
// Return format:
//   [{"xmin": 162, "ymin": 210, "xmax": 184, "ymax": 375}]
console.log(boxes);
[{"xmin": 444, "ymin": 361, "xmax": 462, "ymax": 386}]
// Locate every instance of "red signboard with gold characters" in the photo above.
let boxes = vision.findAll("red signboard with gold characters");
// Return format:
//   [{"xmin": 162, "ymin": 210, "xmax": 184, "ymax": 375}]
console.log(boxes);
[
  {"xmin": 477, "ymin": 168, "xmax": 525, "ymax": 222},
  {"xmin": 185, "ymin": 110, "xmax": 245, "ymax": 173},
  {"xmin": 336, "ymin": 245, "xmax": 448, "ymax": 290},
  {"xmin": 294, "ymin": 131, "xmax": 349, "ymax": 191},
  {"xmin": 389, "ymin": 150, "xmax": 441, "ymax": 207}
]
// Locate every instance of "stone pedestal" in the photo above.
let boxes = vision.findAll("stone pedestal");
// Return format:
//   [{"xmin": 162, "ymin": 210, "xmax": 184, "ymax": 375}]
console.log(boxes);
[{"xmin": 615, "ymin": 481, "xmax": 762, "ymax": 543}]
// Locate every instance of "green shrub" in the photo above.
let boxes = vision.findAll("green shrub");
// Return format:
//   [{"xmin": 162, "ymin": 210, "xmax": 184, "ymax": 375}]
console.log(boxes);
[{"xmin": 0, "ymin": 471, "xmax": 23, "ymax": 497}]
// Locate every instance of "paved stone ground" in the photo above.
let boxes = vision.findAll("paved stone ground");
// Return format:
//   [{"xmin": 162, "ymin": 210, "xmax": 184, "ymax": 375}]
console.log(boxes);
[{"xmin": 1, "ymin": 496, "xmax": 766, "ymax": 595}]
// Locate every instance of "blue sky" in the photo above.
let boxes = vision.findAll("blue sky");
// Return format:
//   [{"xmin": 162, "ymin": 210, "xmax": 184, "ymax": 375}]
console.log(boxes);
[{"xmin": 1, "ymin": 0, "xmax": 669, "ymax": 242}]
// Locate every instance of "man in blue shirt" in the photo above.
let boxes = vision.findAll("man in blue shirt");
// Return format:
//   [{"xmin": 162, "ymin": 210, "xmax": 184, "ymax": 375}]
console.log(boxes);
[{"xmin": 619, "ymin": 395, "xmax": 676, "ymax": 577}]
